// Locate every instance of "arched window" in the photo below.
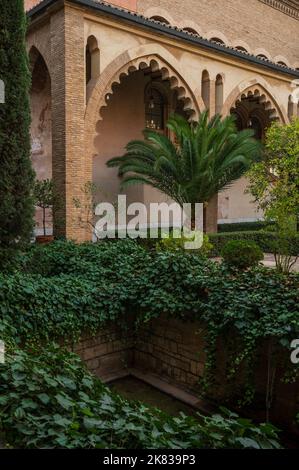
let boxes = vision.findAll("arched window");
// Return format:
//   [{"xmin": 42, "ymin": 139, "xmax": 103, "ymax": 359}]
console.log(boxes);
[
  {"xmin": 235, "ymin": 46, "xmax": 248, "ymax": 53},
  {"xmin": 150, "ymin": 16, "xmax": 170, "ymax": 25},
  {"xmin": 215, "ymin": 74, "xmax": 223, "ymax": 115},
  {"xmin": 201, "ymin": 70, "xmax": 210, "ymax": 111},
  {"xmin": 145, "ymin": 87, "xmax": 165, "ymax": 131},
  {"xmin": 277, "ymin": 61, "xmax": 287, "ymax": 67},
  {"xmin": 210, "ymin": 37, "xmax": 225, "ymax": 45},
  {"xmin": 86, "ymin": 35, "xmax": 100, "ymax": 86}
]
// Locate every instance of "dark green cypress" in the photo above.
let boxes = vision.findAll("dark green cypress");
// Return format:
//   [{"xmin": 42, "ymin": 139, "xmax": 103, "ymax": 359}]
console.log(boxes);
[{"xmin": 0, "ymin": 0, "xmax": 35, "ymax": 256}]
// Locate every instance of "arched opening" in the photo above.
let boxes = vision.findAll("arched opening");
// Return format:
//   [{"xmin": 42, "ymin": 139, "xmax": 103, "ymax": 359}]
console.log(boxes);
[
  {"xmin": 277, "ymin": 61, "xmax": 287, "ymax": 67},
  {"xmin": 215, "ymin": 74, "xmax": 224, "ymax": 115},
  {"xmin": 29, "ymin": 47, "xmax": 52, "ymax": 236},
  {"xmin": 86, "ymin": 35, "xmax": 100, "ymax": 86},
  {"xmin": 201, "ymin": 70, "xmax": 210, "ymax": 111},
  {"xmin": 92, "ymin": 64, "xmax": 194, "ymax": 230},
  {"xmin": 210, "ymin": 37, "xmax": 225, "ymax": 45},
  {"xmin": 218, "ymin": 88, "xmax": 278, "ymax": 227},
  {"xmin": 150, "ymin": 16, "xmax": 170, "ymax": 25}
]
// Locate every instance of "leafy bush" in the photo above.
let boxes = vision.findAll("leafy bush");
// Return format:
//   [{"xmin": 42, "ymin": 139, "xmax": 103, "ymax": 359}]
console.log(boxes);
[
  {"xmin": 221, "ymin": 240, "xmax": 264, "ymax": 269},
  {"xmin": 209, "ymin": 231, "xmax": 299, "ymax": 257},
  {"xmin": 0, "ymin": 345, "xmax": 281, "ymax": 449},
  {"xmin": 0, "ymin": 240, "xmax": 298, "ymax": 410}
]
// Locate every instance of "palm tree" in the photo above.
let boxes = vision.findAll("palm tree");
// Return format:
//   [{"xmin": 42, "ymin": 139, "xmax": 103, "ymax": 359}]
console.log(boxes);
[{"xmin": 107, "ymin": 112, "xmax": 261, "ymax": 231}]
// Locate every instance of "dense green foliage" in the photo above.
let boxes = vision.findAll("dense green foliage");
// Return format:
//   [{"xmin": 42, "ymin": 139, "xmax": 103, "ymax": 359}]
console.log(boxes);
[
  {"xmin": 0, "ymin": 240, "xmax": 298, "ymax": 404},
  {"xmin": 0, "ymin": 0, "xmax": 35, "ymax": 253},
  {"xmin": 221, "ymin": 240, "xmax": 264, "ymax": 270},
  {"xmin": 209, "ymin": 231, "xmax": 299, "ymax": 257},
  {"xmin": 34, "ymin": 179, "xmax": 58, "ymax": 236},
  {"xmin": 0, "ymin": 344, "xmax": 281, "ymax": 449}
]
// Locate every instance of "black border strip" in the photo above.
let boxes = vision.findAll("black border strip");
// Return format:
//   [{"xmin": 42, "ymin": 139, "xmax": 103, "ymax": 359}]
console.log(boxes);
[{"xmin": 27, "ymin": 0, "xmax": 299, "ymax": 79}]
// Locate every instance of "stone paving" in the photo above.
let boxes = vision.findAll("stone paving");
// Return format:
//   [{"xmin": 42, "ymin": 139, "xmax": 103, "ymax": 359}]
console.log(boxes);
[
  {"xmin": 263, "ymin": 253, "xmax": 299, "ymax": 272},
  {"xmin": 212, "ymin": 254, "xmax": 299, "ymax": 272}
]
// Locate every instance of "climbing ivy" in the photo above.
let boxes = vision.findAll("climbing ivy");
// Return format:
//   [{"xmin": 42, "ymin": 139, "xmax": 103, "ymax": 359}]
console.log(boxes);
[{"xmin": 0, "ymin": 240, "xmax": 298, "ymax": 409}]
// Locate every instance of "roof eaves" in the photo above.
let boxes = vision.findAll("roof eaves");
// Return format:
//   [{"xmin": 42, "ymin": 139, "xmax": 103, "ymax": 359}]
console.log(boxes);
[{"xmin": 27, "ymin": 0, "xmax": 299, "ymax": 79}]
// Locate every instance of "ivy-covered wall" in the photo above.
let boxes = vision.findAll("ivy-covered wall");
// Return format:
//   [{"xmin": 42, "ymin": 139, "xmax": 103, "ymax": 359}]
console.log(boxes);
[{"xmin": 73, "ymin": 315, "xmax": 299, "ymax": 434}]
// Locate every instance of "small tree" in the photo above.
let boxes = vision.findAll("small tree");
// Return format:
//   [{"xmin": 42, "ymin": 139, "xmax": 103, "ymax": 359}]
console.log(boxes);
[
  {"xmin": 34, "ymin": 179, "xmax": 58, "ymax": 236},
  {"xmin": 247, "ymin": 119, "xmax": 299, "ymax": 273},
  {"xmin": 0, "ymin": 0, "xmax": 35, "ymax": 250}
]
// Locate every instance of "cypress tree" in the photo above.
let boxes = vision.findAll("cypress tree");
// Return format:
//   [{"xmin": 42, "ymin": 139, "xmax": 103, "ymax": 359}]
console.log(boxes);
[{"xmin": 0, "ymin": 0, "xmax": 35, "ymax": 257}]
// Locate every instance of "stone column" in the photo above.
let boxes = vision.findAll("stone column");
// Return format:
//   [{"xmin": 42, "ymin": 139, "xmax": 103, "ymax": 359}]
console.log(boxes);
[{"xmin": 50, "ymin": 4, "xmax": 87, "ymax": 242}]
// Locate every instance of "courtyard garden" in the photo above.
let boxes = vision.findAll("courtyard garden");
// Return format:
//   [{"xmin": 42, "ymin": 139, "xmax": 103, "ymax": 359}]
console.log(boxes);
[{"xmin": 0, "ymin": 0, "xmax": 299, "ymax": 454}]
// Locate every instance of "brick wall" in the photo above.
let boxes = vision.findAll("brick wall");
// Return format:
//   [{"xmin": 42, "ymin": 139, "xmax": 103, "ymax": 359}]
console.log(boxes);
[{"xmin": 137, "ymin": 0, "xmax": 299, "ymax": 66}]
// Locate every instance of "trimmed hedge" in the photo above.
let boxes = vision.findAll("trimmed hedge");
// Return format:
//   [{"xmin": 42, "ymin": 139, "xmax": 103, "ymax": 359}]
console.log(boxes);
[
  {"xmin": 209, "ymin": 231, "xmax": 299, "ymax": 257},
  {"xmin": 218, "ymin": 221, "xmax": 274, "ymax": 233}
]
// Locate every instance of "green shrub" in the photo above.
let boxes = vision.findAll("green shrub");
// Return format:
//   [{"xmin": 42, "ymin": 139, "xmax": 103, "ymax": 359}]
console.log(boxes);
[
  {"xmin": 0, "ymin": 344, "xmax": 281, "ymax": 449},
  {"xmin": 221, "ymin": 240, "xmax": 264, "ymax": 269}
]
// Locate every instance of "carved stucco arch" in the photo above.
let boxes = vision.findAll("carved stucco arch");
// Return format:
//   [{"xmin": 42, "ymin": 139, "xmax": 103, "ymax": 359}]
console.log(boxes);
[
  {"xmin": 27, "ymin": 42, "xmax": 51, "ymax": 78},
  {"xmin": 143, "ymin": 7, "xmax": 175, "ymax": 25},
  {"xmin": 84, "ymin": 44, "xmax": 205, "ymax": 167},
  {"xmin": 222, "ymin": 78, "xmax": 288, "ymax": 124}
]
